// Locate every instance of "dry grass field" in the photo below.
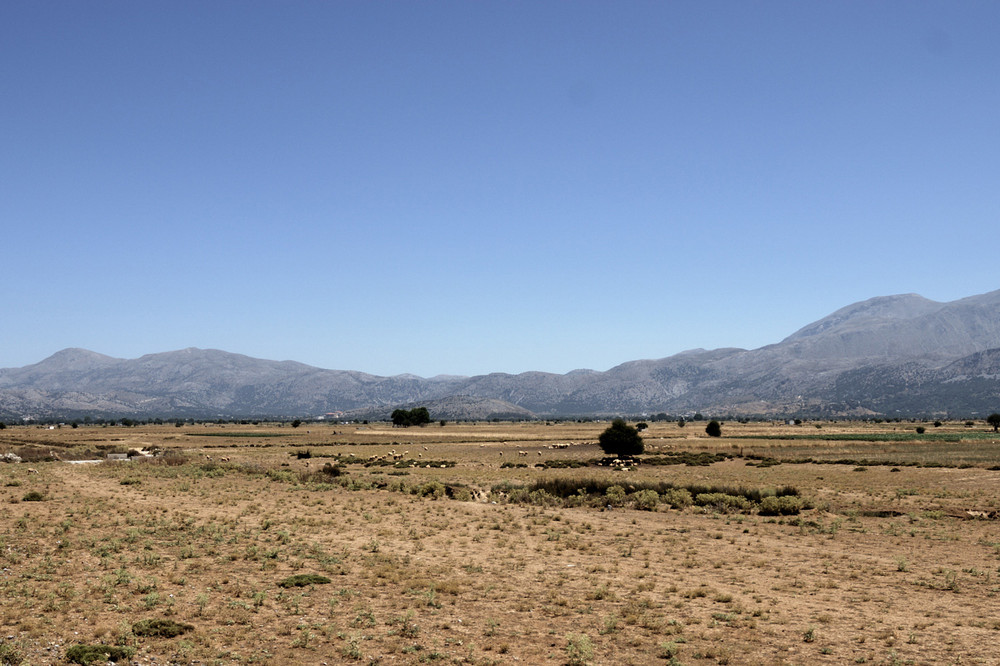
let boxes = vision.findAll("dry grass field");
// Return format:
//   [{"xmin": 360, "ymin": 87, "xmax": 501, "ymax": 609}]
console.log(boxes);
[{"xmin": 4, "ymin": 419, "xmax": 1000, "ymax": 665}]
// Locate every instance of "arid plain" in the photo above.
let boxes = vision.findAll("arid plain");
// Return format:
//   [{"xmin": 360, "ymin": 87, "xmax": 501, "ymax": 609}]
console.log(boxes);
[{"xmin": 3, "ymin": 420, "xmax": 1000, "ymax": 665}]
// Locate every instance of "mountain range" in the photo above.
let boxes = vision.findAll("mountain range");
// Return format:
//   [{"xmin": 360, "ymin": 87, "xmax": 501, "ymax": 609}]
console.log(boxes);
[{"xmin": 3, "ymin": 289, "xmax": 1000, "ymax": 420}]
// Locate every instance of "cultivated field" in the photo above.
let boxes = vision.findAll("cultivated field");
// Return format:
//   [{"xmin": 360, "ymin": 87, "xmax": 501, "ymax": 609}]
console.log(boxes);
[{"xmin": 3, "ymin": 420, "xmax": 1000, "ymax": 665}]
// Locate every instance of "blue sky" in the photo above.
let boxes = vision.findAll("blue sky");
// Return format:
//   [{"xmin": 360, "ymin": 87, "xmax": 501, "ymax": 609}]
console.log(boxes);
[{"xmin": 2, "ymin": 2, "xmax": 998, "ymax": 377}]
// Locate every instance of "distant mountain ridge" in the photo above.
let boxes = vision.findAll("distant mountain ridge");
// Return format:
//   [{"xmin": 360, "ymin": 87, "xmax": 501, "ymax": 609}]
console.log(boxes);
[{"xmin": 3, "ymin": 289, "xmax": 1000, "ymax": 419}]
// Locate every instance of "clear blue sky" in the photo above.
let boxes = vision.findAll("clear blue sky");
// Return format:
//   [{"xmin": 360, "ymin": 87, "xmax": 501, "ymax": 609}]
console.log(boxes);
[{"xmin": 3, "ymin": 2, "xmax": 998, "ymax": 377}]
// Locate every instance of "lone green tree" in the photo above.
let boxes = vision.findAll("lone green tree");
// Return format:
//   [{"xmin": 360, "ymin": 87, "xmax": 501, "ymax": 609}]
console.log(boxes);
[
  {"xmin": 988, "ymin": 413, "xmax": 1000, "ymax": 432},
  {"xmin": 705, "ymin": 420, "xmax": 722, "ymax": 437},
  {"xmin": 391, "ymin": 407, "xmax": 431, "ymax": 427},
  {"xmin": 598, "ymin": 418, "xmax": 644, "ymax": 457}
]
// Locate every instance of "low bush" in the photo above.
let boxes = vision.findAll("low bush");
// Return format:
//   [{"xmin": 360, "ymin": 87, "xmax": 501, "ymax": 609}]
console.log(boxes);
[
  {"xmin": 757, "ymin": 495, "xmax": 806, "ymax": 516},
  {"xmin": 277, "ymin": 574, "xmax": 332, "ymax": 588},
  {"xmin": 490, "ymin": 477, "xmax": 802, "ymax": 514},
  {"xmin": 605, "ymin": 485, "xmax": 627, "ymax": 506},
  {"xmin": 528, "ymin": 488, "xmax": 562, "ymax": 507},
  {"xmin": 565, "ymin": 633, "xmax": 594, "ymax": 666},
  {"xmin": 661, "ymin": 488, "xmax": 693, "ymax": 509},
  {"xmin": 414, "ymin": 481, "xmax": 446, "ymax": 499},
  {"xmin": 537, "ymin": 459, "xmax": 588, "ymax": 469},
  {"xmin": 694, "ymin": 493, "xmax": 752, "ymax": 513},
  {"xmin": 0, "ymin": 639, "xmax": 24, "ymax": 665},
  {"xmin": 298, "ymin": 463, "xmax": 348, "ymax": 485},
  {"xmin": 132, "ymin": 618, "xmax": 194, "ymax": 638},
  {"xmin": 445, "ymin": 484, "xmax": 474, "ymax": 501},
  {"xmin": 643, "ymin": 451, "xmax": 730, "ymax": 466},
  {"xmin": 66, "ymin": 644, "xmax": 136, "ymax": 665},
  {"xmin": 632, "ymin": 489, "xmax": 660, "ymax": 511}
]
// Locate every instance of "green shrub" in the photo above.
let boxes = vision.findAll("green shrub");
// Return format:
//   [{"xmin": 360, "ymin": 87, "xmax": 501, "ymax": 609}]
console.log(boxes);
[
  {"xmin": 503, "ymin": 486, "xmax": 530, "ymax": 503},
  {"xmin": 415, "ymin": 481, "xmax": 446, "ymax": 499},
  {"xmin": 658, "ymin": 641, "xmax": 681, "ymax": 659},
  {"xmin": 66, "ymin": 645, "xmax": 136, "ymax": 665},
  {"xmin": 758, "ymin": 495, "xmax": 805, "ymax": 516},
  {"xmin": 632, "ymin": 489, "xmax": 660, "ymax": 511},
  {"xmin": 449, "ymin": 486, "xmax": 473, "ymax": 502},
  {"xmin": 643, "ymin": 451, "xmax": 730, "ymax": 466},
  {"xmin": 320, "ymin": 462, "xmax": 343, "ymax": 477},
  {"xmin": 661, "ymin": 488, "xmax": 693, "ymax": 509},
  {"xmin": 265, "ymin": 469, "xmax": 297, "ymax": 483},
  {"xmin": 605, "ymin": 485, "xmax": 627, "ymax": 506},
  {"xmin": 528, "ymin": 489, "xmax": 561, "ymax": 507},
  {"xmin": 565, "ymin": 632, "xmax": 594, "ymax": 666},
  {"xmin": 132, "ymin": 618, "xmax": 194, "ymax": 638},
  {"xmin": 494, "ymin": 477, "xmax": 798, "ymax": 511},
  {"xmin": 277, "ymin": 574, "xmax": 332, "ymax": 588},
  {"xmin": 0, "ymin": 639, "xmax": 24, "ymax": 665},
  {"xmin": 21, "ymin": 491, "xmax": 44, "ymax": 502},
  {"xmin": 694, "ymin": 493, "xmax": 751, "ymax": 513}
]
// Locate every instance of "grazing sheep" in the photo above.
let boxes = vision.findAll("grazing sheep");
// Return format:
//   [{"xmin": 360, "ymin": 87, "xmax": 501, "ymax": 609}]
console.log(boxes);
[{"xmin": 27, "ymin": 468, "xmax": 39, "ymax": 474}]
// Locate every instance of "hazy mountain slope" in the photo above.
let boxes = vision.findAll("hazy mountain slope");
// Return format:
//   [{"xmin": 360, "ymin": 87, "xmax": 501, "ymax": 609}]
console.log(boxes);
[
  {"xmin": 0, "ymin": 348, "xmax": 466, "ymax": 418},
  {"xmin": 2, "ymin": 288, "xmax": 999, "ymax": 419},
  {"xmin": 549, "ymin": 349, "xmax": 744, "ymax": 414},
  {"xmin": 775, "ymin": 290, "xmax": 1000, "ymax": 363},
  {"xmin": 825, "ymin": 348, "xmax": 1000, "ymax": 416},
  {"xmin": 782, "ymin": 294, "xmax": 944, "ymax": 343},
  {"xmin": 343, "ymin": 395, "xmax": 536, "ymax": 422},
  {"xmin": 0, "ymin": 348, "xmax": 121, "ymax": 390},
  {"xmin": 445, "ymin": 371, "xmax": 595, "ymax": 412}
]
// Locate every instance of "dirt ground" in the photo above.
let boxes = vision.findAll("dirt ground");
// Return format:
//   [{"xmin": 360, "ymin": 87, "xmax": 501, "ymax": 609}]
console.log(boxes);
[{"xmin": 2, "ymin": 420, "xmax": 1000, "ymax": 665}]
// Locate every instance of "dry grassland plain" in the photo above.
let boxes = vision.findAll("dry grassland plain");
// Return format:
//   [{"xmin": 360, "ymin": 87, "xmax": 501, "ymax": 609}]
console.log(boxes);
[{"xmin": 3, "ymin": 420, "xmax": 1000, "ymax": 665}]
